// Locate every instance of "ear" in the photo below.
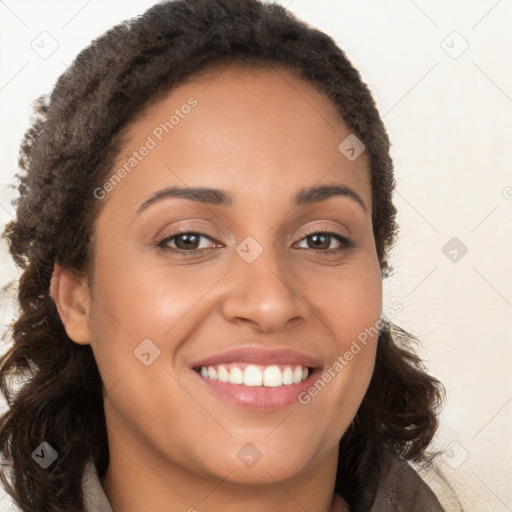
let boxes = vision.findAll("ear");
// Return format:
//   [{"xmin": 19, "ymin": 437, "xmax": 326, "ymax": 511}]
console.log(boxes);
[{"xmin": 50, "ymin": 263, "xmax": 92, "ymax": 345}]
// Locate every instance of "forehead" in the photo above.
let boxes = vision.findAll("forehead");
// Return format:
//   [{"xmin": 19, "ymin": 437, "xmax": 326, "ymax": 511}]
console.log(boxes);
[{"xmin": 101, "ymin": 62, "xmax": 371, "ymax": 214}]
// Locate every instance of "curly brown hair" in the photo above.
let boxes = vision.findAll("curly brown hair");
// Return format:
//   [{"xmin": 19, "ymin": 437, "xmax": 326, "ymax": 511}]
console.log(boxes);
[{"xmin": 0, "ymin": 1, "xmax": 445, "ymax": 511}]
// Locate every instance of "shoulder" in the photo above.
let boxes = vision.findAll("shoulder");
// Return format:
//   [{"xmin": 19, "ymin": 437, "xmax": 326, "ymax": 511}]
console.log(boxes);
[
  {"xmin": 370, "ymin": 444, "xmax": 464, "ymax": 512},
  {"xmin": 81, "ymin": 460, "xmax": 114, "ymax": 512}
]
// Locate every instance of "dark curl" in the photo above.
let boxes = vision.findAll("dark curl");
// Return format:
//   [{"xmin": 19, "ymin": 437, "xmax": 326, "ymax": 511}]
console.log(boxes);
[{"xmin": 0, "ymin": 1, "xmax": 445, "ymax": 510}]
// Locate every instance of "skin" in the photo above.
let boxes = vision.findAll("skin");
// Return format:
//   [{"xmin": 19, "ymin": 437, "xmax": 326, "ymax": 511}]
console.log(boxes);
[{"xmin": 51, "ymin": 62, "xmax": 382, "ymax": 512}]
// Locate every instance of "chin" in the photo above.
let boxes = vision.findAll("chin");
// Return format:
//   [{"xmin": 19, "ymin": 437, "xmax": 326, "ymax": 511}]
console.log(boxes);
[{"xmin": 194, "ymin": 439, "xmax": 320, "ymax": 486}]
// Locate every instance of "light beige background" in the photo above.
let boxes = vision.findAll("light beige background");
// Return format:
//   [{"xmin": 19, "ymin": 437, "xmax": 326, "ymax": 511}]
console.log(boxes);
[{"xmin": 1, "ymin": 1, "xmax": 511, "ymax": 510}]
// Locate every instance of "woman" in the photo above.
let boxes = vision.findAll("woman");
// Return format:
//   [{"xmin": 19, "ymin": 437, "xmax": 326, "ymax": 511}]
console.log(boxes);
[{"xmin": 0, "ymin": 1, "xmax": 462, "ymax": 510}]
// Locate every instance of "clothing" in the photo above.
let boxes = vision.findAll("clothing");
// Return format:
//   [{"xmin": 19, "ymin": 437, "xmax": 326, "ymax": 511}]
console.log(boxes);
[
  {"xmin": 82, "ymin": 461, "xmax": 114, "ymax": 512},
  {"xmin": 82, "ymin": 447, "xmax": 463, "ymax": 512},
  {"xmin": 368, "ymin": 444, "xmax": 462, "ymax": 511}
]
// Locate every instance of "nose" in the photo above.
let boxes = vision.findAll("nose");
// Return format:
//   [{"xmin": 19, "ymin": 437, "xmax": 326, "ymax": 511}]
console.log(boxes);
[{"xmin": 220, "ymin": 241, "xmax": 310, "ymax": 333}]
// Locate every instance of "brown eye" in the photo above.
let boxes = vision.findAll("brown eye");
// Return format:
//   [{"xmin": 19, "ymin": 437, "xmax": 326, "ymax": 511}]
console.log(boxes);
[
  {"xmin": 173, "ymin": 233, "xmax": 201, "ymax": 250},
  {"xmin": 156, "ymin": 230, "xmax": 354, "ymax": 255},
  {"xmin": 305, "ymin": 233, "xmax": 331, "ymax": 250},
  {"xmin": 295, "ymin": 232, "xmax": 354, "ymax": 253},
  {"xmin": 157, "ymin": 231, "xmax": 217, "ymax": 252}
]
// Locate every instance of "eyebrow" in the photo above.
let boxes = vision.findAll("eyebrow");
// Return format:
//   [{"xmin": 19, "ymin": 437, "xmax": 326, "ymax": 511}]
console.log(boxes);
[{"xmin": 134, "ymin": 182, "xmax": 367, "ymax": 216}]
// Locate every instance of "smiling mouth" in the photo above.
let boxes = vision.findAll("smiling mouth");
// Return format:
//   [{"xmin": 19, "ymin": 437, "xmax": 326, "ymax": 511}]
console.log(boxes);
[{"xmin": 193, "ymin": 363, "xmax": 311, "ymax": 388}]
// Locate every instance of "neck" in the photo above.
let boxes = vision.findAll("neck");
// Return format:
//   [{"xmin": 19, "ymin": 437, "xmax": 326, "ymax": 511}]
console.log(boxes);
[{"xmin": 101, "ymin": 433, "xmax": 349, "ymax": 512}]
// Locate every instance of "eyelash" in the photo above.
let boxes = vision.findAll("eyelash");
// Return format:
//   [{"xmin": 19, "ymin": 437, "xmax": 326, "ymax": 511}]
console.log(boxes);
[{"xmin": 156, "ymin": 228, "xmax": 355, "ymax": 255}]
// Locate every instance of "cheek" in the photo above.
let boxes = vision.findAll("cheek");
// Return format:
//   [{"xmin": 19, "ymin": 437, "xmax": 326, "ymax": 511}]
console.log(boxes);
[
  {"xmin": 295, "ymin": 255, "xmax": 382, "ymax": 426},
  {"xmin": 90, "ymin": 250, "xmax": 211, "ymax": 337},
  {"xmin": 90, "ymin": 235, "xmax": 382, "ymax": 373},
  {"xmin": 333, "ymin": 259, "xmax": 382, "ymax": 379},
  {"xmin": 85, "ymin": 232, "xmax": 383, "ymax": 478},
  {"xmin": 299, "ymin": 253, "xmax": 382, "ymax": 348}
]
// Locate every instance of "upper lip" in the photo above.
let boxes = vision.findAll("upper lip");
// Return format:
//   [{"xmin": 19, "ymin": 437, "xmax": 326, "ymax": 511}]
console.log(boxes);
[{"xmin": 190, "ymin": 347, "xmax": 322, "ymax": 370}]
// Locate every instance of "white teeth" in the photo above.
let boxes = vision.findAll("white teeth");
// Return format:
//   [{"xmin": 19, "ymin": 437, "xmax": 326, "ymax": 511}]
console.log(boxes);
[
  {"xmin": 263, "ymin": 365, "xmax": 282, "ymax": 387},
  {"xmin": 228, "ymin": 367, "xmax": 244, "ymax": 384},
  {"xmin": 217, "ymin": 365, "xmax": 229, "ymax": 382},
  {"xmin": 198, "ymin": 363, "xmax": 311, "ymax": 387},
  {"xmin": 282, "ymin": 366, "xmax": 294, "ymax": 385},
  {"xmin": 244, "ymin": 365, "xmax": 262, "ymax": 386}
]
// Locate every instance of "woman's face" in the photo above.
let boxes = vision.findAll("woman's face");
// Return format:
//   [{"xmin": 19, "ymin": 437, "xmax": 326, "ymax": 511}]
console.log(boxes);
[{"xmin": 76, "ymin": 64, "xmax": 382, "ymax": 485}]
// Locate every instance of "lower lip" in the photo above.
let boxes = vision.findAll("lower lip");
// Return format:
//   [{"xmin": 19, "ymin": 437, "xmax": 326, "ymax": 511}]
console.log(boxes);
[{"xmin": 191, "ymin": 368, "xmax": 319, "ymax": 411}]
